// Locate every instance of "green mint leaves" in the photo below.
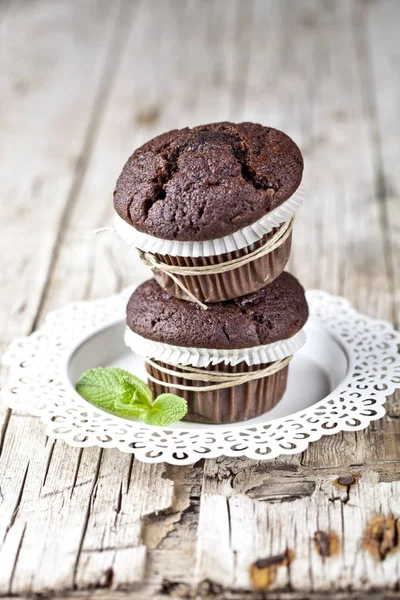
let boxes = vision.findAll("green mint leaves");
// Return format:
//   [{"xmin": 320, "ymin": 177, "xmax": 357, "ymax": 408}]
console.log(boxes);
[
  {"xmin": 140, "ymin": 394, "xmax": 188, "ymax": 427},
  {"xmin": 76, "ymin": 367, "xmax": 187, "ymax": 426}
]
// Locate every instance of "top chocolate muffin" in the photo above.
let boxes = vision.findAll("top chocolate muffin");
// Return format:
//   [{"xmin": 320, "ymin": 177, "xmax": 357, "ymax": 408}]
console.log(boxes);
[{"xmin": 114, "ymin": 122, "xmax": 303, "ymax": 242}]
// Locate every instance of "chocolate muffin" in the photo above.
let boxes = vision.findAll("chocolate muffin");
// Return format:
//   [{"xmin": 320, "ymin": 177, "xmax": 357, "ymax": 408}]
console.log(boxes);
[
  {"xmin": 125, "ymin": 273, "xmax": 309, "ymax": 424},
  {"xmin": 114, "ymin": 122, "xmax": 304, "ymax": 303},
  {"xmin": 115, "ymin": 122, "xmax": 303, "ymax": 241}
]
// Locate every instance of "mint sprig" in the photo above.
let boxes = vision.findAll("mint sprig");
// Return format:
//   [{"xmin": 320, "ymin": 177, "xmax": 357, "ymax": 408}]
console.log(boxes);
[{"xmin": 76, "ymin": 367, "xmax": 187, "ymax": 426}]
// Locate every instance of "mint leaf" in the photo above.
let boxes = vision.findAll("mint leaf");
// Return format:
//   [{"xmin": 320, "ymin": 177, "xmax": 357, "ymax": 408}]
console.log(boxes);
[
  {"xmin": 140, "ymin": 394, "xmax": 188, "ymax": 427},
  {"xmin": 76, "ymin": 367, "xmax": 152, "ymax": 417},
  {"xmin": 118, "ymin": 370, "xmax": 153, "ymax": 404},
  {"xmin": 76, "ymin": 368, "xmax": 188, "ymax": 425}
]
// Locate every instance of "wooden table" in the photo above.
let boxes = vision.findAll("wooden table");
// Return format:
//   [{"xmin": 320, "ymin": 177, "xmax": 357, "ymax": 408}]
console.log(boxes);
[{"xmin": 1, "ymin": 0, "xmax": 399, "ymax": 597}]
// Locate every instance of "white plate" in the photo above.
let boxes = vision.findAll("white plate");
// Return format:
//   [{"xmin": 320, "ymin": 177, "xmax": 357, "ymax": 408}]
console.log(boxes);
[
  {"xmin": 2, "ymin": 289, "xmax": 400, "ymax": 465},
  {"xmin": 67, "ymin": 319, "xmax": 346, "ymax": 427}
]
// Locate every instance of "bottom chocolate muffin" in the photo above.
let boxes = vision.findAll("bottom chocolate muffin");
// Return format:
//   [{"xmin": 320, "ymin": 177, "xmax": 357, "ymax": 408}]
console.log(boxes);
[
  {"xmin": 146, "ymin": 359, "xmax": 289, "ymax": 424},
  {"xmin": 125, "ymin": 272, "xmax": 308, "ymax": 425}
]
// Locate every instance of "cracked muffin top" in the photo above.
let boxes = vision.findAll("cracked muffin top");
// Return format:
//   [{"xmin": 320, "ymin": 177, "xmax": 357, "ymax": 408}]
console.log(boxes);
[
  {"xmin": 126, "ymin": 272, "xmax": 308, "ymax": 349},
  {"xmin": 114, "ymin": 122, "xmax": 303, "ymax": 242}
]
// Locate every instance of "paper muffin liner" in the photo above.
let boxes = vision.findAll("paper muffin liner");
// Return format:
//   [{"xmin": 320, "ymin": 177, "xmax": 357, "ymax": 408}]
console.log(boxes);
[
  {"xmin": 124, "ymin": 326, "xmax": 306, "ymax": 368},
  {"xmin": 114, "ymin": 181, "xmax": 305, "ymax": 258},
  {"xmin": 146, "ymin": 360, "xmax": 289, "ymax": 424},
  {"xmin": 153, "ymin": 225, "xmax": 292, "ymax": 303}
]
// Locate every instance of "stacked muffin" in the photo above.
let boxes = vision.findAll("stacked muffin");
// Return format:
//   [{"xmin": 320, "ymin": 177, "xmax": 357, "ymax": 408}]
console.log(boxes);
[{"xmin": 114, "ymin": 122, "xmax": 308, "ymax": 424}]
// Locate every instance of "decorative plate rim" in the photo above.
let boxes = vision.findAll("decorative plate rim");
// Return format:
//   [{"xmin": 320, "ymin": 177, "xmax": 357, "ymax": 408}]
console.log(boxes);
[{"xmin": 1, "ymin": 287, "xmax": 400, "ymax": 465}]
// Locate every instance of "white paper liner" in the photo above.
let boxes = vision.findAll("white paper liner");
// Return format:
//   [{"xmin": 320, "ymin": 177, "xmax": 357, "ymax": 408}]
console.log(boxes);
[
  {"xmin": 115, "ymin": 181, "xmax": 305, "ymax": 258},
  {"xmin": 124, "ymin": 327, "xmax": 306, "ymax": 368}
]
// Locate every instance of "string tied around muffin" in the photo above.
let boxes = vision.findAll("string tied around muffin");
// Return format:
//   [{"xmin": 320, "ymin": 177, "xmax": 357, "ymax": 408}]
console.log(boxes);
[
  {"xmin": 145, "ymin": 355, "xmax": 292, "ymax": 392},
  {"xmin": 137, "ymin": 216, "xmax": 294, "ymax": 310}
]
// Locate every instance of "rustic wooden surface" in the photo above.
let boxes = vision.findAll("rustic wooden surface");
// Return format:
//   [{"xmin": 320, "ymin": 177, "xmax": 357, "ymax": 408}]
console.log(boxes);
[{"xmin": 0, "ymin": 0, "xmax": 399, "ymax": 597}]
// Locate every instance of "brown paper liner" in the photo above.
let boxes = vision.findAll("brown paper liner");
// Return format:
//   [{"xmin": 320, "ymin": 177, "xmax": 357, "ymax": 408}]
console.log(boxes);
[
  {"xmin": 146, "ymin": 360, "xmax": 289, "ymax": 424},
  {"xmin": 153, "ymin": 227, "xmax": 292, "ymax": 303}
]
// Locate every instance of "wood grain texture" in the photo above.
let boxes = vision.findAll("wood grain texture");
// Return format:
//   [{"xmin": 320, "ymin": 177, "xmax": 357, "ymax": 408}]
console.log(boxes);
[{"xmin": 0, "ymin": 0, "xmax": 399, "ymax": 597}]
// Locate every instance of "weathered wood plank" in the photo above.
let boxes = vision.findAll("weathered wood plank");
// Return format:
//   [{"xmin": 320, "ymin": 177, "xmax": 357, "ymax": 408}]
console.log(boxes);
[
  {"xmin": 365, "ymin": 0, "xmax": 400, "ymax": 426},
  {"xmin": 363, "ymin": 0, "xmax": 400, "ymax": 324},
  {"xmin": 0, "ymin": 0, "xmax": 122, "ymax": 348},
  {"xmin": 0, "ymin": 0, "xmax": 135, "ymax": 595},
  {"xmin": 196, "ymin": 465, "xmax": 400, "ymax": 592}
]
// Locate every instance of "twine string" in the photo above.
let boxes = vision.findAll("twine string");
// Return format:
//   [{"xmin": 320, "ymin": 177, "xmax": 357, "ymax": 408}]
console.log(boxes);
[
  {"xmin": 94, "ymin": 227, "xmax": 117, "ymax": 234},
  {"xmin": 138, "ymin": 217, "xmax": 294, "ymax": 309},
  {"xmin": 139, "ymin": 216, "xmax": 294, "ymax": 277},
  {"xmin": 96, "ymin": 217, "xmax": 294, "ymax": 310},
  {"xmin": 94, "ymin": 225, "xmax": 209, "ymax": 307},
  {"xmin": 145, "ymin": 355, "xmax": 292, "ymax": 392}
]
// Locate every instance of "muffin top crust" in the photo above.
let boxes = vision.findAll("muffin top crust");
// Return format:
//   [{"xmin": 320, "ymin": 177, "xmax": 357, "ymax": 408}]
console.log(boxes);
[
  {"xmin": 126, "ymin": 272, "xmax": 308, "ymax": 350},
  {"xmin": 114, "ymin": 122, "xmax": 303, "ymax": 242}
]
